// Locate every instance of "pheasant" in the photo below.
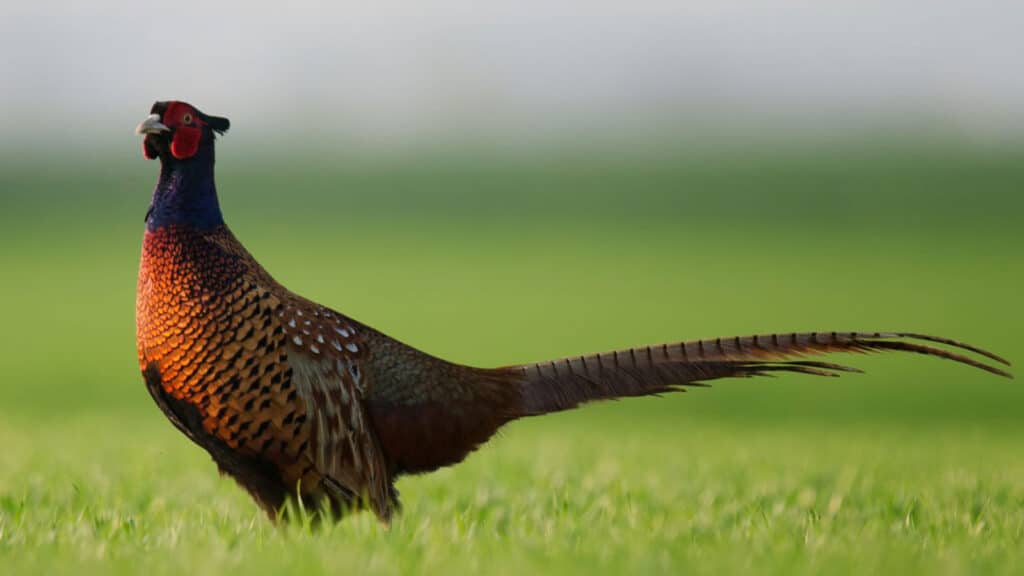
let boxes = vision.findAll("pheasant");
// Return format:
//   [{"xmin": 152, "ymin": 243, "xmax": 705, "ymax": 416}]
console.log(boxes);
[{"xmin": 135, "ymin": 100, "xmax": 1012, "ymax": 522}]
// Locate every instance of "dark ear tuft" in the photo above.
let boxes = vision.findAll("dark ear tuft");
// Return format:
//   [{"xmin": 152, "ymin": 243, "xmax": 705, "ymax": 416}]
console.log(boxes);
[{"xmin": 208, "ymin": 115, "xmax": 230, "ymax": 134}]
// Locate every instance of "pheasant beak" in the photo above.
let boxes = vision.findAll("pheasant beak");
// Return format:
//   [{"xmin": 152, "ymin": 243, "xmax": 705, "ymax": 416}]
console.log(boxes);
[{"xmin": 136, "ymin": 114, "xmax": 170, "ymax": 135}]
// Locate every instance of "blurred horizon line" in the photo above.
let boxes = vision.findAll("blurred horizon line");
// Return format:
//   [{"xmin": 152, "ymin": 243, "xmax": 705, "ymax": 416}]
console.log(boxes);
[{"xmin": 4, "ymin": 114, "xmax": 1024, "ymax": 168}]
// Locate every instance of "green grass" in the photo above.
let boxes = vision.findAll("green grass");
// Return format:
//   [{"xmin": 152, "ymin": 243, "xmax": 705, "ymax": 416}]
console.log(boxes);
[
  {"xmin": 0, "ymin": 144, "xmax": 1022, "ymax": 574},
  {"xmin": 3, "ymin": 418, "xmax": 1023, "ymax": 575}
]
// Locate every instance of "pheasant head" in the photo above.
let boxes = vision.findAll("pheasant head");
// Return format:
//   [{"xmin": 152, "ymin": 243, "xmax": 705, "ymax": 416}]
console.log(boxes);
[
  {"xmin": 137, "ymin": 100, "xmax": 230, "ymax": 162},
  {"xmin": 136, "ymin": 101, "xmax": 231, "ymax": 231}
]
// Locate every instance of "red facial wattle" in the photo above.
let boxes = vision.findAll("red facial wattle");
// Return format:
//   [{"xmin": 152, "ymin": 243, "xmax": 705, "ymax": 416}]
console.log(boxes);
[
  {"xmin": 164, "ymin": 101, "xmax": 205, "ymax": 160},
  {"xmin": 170, "ymin": 125, "xmax": 202, "ymax": 159}
]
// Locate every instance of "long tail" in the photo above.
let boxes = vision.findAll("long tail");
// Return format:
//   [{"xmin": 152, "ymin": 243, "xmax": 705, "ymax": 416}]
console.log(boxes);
[{"xmin": 508, "ymin": 332, "xmax": 1012, "ymax": 416}]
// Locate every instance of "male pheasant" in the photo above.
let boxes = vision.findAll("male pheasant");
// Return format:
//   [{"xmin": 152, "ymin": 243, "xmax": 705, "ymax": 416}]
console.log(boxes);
[{"xmin": 135, "ymin": 100, "xmax": 1012, "ymax": 522}]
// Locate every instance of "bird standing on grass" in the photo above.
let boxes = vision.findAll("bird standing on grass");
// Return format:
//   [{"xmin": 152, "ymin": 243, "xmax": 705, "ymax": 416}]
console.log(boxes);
[{"xmin": 135, "ymin": 100, "xmax": 1012, "ymax": 523}]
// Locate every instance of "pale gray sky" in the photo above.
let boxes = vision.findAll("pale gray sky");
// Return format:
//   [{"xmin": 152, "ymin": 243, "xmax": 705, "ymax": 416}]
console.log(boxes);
[{"xmin": 2, "ymin": 0, "xmax": 1022, "ymax": 151}]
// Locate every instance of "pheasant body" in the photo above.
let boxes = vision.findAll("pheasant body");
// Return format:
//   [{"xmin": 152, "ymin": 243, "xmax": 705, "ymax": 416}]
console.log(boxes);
[
  {"xmin": 134, "ymin": 101, "xmax": 1012, "ymax": 522},
  {"xmin": 138, "ymin": 223, "xmax": 402, "ymax": 517}
]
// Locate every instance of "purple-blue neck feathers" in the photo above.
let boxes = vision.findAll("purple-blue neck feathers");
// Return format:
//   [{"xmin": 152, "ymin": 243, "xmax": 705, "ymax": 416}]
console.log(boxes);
[{"xmin": 146, "ymin": 143, "xmax": 224, "ymax": 231}]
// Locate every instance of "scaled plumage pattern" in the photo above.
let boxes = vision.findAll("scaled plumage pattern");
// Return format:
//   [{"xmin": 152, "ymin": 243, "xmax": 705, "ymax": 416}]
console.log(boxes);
[{"xmin": 135, "ymin": 100, "xmax": 1012, "ymax": 522}]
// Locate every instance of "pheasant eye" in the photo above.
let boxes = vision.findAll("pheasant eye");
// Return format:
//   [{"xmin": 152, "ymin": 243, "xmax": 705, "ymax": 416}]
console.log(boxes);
[{"xmin": 182, "ymin": 113, "xmax": 193, "ymax": 124}]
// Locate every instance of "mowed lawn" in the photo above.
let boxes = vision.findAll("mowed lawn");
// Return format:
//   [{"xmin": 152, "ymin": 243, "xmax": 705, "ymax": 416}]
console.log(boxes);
[{"xmin": 0, "ymin": 146, "xmax": 1022, "ymax": 574}]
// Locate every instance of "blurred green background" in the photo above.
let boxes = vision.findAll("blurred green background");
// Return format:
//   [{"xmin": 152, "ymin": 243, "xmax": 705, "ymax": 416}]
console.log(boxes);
[
  {"xmin": 2, "ymin": 141, "xmax": 1022, "ymax": 574},
  {"xmin": 1, "ymin": 143, "xmax": 1020, "ymax": 424},
  {"xmin": 2, "ymin": 1, "xmax": 1024, "ymax": 573}
]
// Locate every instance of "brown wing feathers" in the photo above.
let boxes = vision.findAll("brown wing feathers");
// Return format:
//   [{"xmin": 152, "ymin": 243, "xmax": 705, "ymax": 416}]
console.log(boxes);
[{"xmin": 512, "ymin": 332, "xmax": 1012, "ymax": 416}]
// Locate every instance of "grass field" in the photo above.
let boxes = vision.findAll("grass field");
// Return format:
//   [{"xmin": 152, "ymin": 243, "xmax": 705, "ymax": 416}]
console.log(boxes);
[{"xmin": 0, "ymin": 144, "xmax": 1022, "ymax": 574}]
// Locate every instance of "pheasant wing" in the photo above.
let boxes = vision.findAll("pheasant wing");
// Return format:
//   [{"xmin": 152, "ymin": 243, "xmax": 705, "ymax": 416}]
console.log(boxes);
[{"xmin": 277, "ymin": 301, "xmax": 397, "ymax": 519}]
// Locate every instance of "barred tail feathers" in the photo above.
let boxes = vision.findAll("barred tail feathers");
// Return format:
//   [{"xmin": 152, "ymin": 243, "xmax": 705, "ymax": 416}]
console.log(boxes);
[{"xmin": 510, "ymin": 332, "xmax": 1012, "ymax": 416}]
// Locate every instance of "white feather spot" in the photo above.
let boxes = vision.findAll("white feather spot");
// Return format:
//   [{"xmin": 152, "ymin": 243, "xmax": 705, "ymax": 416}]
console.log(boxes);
[
  {"xmin": 292, "ymin": 335, "xmax": 303, "ymax": 346},
  {"xmin": 287, "ymin": 319, "xmax": 297, "ymax": 329},
  {"xmin": 296, "ymin": 310, "xmax": 304, "ymax": 317},
  {"xmin": 316, "ymin": 334, "xmax": 325, "ymax": 344},
  {"xmin": 331, "ymin": 340, "xmax": 343, "ymax": 351},
  {"xmin": 345, "ymin": 342, "xmax": 359, "ymax": 353},
  {"xmin": 335, "ymin": 327, "xmax": 351, "ymax": 338},
  {"xmin": 310, "ymin": 345, "xmax": 320, "ymax": 354}
]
